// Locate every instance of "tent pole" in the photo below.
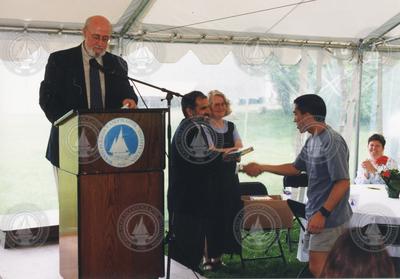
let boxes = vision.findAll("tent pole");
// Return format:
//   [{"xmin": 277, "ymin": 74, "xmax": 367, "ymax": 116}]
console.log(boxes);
[
  {"xmin": 117, "ymin": 36, "xmax": 124, "ymax": 57},
  {"xmin": 354, "ymin": 47, "xmax": 364, "ymax": 178},
  {"xmin": 376, "ymin": 57, "xmax": 383, "ymax": 133}
]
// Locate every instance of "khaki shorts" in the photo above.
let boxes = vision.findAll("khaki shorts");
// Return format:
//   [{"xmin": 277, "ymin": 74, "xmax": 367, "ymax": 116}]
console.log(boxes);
[{"xmin": 304, "ymin": 222, "xmax": 348, "ymax": 252}]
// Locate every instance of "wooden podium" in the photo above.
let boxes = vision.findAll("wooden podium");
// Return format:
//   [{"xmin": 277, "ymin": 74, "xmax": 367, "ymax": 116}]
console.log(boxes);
[{"xmin": 56, "ymin": 109, "xmax": 166, "ymax": 279}]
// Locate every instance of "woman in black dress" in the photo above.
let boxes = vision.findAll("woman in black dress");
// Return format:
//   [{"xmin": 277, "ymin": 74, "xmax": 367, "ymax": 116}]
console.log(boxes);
[{"xmin": 202, "ymin": 90, "xmax": 243, "ymax": 270}]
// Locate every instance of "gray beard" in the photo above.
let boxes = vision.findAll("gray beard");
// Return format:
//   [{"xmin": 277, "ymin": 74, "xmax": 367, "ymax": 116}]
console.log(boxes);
[{"xmin": 87, "ymin": 47, "xmax": 106, "ymax": 58}]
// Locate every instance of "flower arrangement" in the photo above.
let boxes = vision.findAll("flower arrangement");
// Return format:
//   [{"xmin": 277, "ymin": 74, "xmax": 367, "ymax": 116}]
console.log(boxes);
[{"xmin": 377, "ymin": 156, "xmax": 400, "ymax": 198}]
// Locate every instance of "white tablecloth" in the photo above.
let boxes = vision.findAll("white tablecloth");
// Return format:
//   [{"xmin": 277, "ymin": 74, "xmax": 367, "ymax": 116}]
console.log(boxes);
[
  {"xmin": 350, "ymin": 184, "xmax": 400, "ymax": 227},
  {"xmin": 296, "ymin": 184, "xmax": 400, "ymax": 261}
]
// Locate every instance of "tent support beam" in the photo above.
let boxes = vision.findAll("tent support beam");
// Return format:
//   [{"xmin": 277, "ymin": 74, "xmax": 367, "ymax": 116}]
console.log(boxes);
[
  {"xmin": 354, "ymin": 47, "xmax": 364, "ymax": 178},
  {"xmin": 118, "ymin": 0, "xmax": 152, "ymax": 37},
  {"xmin": 0, "ymin": 25, "xmax": 400, "ymax": 51},
  {"xmin": 362, "ymin": 12, "xmax": 400, "ymax": 47}
]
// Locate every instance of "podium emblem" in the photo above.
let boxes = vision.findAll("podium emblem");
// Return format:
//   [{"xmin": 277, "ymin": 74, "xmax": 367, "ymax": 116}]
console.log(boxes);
[{"xmin": 98, "ymin": 118, "xmax": 145, "ymax": 167}]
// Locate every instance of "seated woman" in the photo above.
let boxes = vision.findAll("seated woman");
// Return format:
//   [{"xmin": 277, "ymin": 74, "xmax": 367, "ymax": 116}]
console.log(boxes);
[
  {"xmin": 202, "ymin": 90, "xmax": 243, "ymax": 271},
  {"xmin": 354, "ymin": 133, "xmax": 398, "ymax": 184}
]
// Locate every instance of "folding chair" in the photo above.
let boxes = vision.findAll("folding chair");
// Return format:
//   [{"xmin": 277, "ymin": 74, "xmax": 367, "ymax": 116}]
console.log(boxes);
[
  {"xmin": 285, "ymin": 199, "xmax": 311, "ymax": 278},
  {"xmin": 284, "ymin": 175, "xmax": 314, "ymax": 278},
  {"xmin": 239, "ymin": 195, "xmax": 293, "ymax": 267},
  {"xmin": 283, "ymin": 173, "xmax": 308, "ymax": 194},
  {"xmin": 239, "ymin": 182, "xmax": 268, "ymax": 196},
  {"xmin": 235, "ymin": 182, "xmax": 268, "ymax": 267},
  {"xmin": 283, "ymin": 174, "xmax": 308, "ymax": 250},
  {"xmin": 286, "ymin": 199, "xmax": 306, "ymax": 232}
]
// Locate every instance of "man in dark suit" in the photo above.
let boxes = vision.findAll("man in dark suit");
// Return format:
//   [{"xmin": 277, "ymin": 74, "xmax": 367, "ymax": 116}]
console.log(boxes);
[
  {"xmin": 39, "ymin": 15, "xmax": 138, "ymax": 167},
  {"xmin": 168, "ymin": 91, "xmax": 223, "ymax": 272}
]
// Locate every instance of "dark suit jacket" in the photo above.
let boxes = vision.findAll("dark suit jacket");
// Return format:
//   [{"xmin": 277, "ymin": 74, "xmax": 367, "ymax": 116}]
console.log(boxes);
[
  {"xmin": 167, "ymin": 119, "xmax": 222, "ymax": 270},
  {"xmin": 39, "ymin": 45, "xmax": 138, "ymax": 167}
]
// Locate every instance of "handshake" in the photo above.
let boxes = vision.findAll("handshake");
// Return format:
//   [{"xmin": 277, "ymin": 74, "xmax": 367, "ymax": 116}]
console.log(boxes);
[{"xmin": 241, "ymin": 162, "xmax": 264, "ymax": 177}]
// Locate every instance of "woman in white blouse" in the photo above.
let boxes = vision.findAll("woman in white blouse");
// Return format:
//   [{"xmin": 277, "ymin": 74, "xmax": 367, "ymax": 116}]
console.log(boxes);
[{"xmin": 354, "ymin": 134, "xmax": 398, "ymax": 184}]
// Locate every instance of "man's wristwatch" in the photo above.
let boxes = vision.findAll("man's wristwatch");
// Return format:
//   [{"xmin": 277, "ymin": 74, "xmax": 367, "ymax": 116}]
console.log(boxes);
[{"xmin": 319, "ymin": 206, "xmax": 331, "ymax": 218}]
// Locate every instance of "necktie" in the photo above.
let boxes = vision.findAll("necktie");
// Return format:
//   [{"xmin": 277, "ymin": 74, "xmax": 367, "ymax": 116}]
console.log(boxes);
[{"xmin": 89, "ymin": 58, "xmax": 103, "ymax": 109}]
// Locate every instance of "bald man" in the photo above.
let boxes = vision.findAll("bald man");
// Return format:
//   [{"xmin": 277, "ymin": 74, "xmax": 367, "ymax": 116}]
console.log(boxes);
[{"xmin": 40, "ymin": 15, "xmax": 138, "ymax": 167}]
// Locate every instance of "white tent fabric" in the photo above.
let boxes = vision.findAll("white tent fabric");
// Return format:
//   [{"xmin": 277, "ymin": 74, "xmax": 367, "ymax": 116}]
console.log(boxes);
[
  {"xmin": 1, "ymin": 0, "xmax": 400, "ymax": 66},
  {"xmin": 3, "ymin": 0, "xmax": 396, "ymax": 45},
  {"xmin": 2, "ymin": 0, "xmax": 398, "ymax": 41},
  {"xmin": 137, "ymin": 0, "xmax": 400, "ymax": 41}
]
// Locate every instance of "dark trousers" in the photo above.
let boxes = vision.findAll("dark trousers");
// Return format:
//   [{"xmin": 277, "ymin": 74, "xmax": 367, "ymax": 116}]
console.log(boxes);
[{"xmin": 169, "ymin": 212, "xmax": 205, "ymax": 271}]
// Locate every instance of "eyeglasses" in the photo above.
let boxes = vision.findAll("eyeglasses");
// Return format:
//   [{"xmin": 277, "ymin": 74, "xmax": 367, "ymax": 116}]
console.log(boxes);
[{"xmin": 89, "ymin": 32, "xmax": 110, "ymax": 43}]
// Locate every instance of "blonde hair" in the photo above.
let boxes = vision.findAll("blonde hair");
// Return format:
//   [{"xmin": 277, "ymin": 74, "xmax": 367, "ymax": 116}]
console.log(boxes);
[{"xmin": 208, "ymin": 90, "xmax": 232, "ymax": 116}]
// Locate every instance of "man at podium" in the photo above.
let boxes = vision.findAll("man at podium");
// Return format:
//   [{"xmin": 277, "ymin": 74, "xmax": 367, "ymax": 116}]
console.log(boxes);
[
  {"xmin": 168, "ymin": 91, "xmax": 223, "ymax": 272},
  {"xmin": 39, "ymin": 15, "xmax": 138, "ymax": 169}
]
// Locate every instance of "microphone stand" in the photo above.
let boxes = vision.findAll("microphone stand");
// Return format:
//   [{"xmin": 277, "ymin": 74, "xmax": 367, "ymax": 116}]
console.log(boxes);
[
  {"xmin": 102, "ymin": 65, "xmax": 180, "ymax": 279},
  {"xmin": 94, "ymin": 60, "xmax": 182, "ymax": 278},
  {"xmin": 124, "ymin": 76, "xmax": 179, "ymax": 279}
]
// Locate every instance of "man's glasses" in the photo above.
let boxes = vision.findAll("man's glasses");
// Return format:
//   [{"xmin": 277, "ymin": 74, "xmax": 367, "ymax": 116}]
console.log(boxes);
[{"xmin": 90, "ymin": 33, "xmax": 110, "ymax": 43}]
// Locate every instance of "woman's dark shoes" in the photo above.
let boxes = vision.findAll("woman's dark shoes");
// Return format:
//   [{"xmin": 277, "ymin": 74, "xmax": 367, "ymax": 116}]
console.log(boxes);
[
  {"xmin": 202, "ymin": 258, "xmax": 226, "ymax": 272},
  {"xmin": 210, "ymin": 259, "xmax": 226, "ymax": 270},
  {"xmin": 202, "ymin": 261, "xmax": 214, "ymax": 271}
]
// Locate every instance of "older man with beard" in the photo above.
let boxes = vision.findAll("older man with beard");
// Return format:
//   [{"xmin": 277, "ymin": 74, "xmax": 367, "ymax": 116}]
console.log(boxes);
[{"xmin": 40, "ymin": 15, "xmax": 138, "ymax": 168}]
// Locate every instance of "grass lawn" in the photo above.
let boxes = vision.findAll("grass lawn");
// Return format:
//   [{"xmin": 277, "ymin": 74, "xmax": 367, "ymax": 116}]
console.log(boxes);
[{"xmin": 164, "ymin": 222, "xmax": 306, "ymax": 278}]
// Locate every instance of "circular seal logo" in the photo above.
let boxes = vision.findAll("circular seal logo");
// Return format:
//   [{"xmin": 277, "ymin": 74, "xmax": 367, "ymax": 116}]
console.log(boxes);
[
  {"xmin": 1, "ymin": 204, "xmax": 50, "ymax": 248},
  {"xmin": 62, "ymin": 115, "xmax": 103, "ymax": 165},
  {"xmin": 295, "ymin": 119, "xmax": 343, "ymax": 166},
  {"xmin": 350, "ymin": 203, "xmax": 398, "ymax": 252},
  {"xmin": 117, "ymin": 203, "xmax": 163, "ymax": 252},
  {"xmin": 124, "ymin": 38, "xmax": 164, "ymax": 76},
  {"xmin": 2, "ymin": 34, "xmax": 48, "ymax": 76},
  {"xmin": 233, "ymin": 33, "xmax": 275, "ymax": 76},
  {"xmin": 175, "ymin": 117, "xmax": 224, "ymax": 165},
  {"xmin": 233, "ymin": 203, "xmax": 282, "ymax": 253},
  {"xmin": 97, "ymin": 118, "xmax": 145, "ymax": 167}
]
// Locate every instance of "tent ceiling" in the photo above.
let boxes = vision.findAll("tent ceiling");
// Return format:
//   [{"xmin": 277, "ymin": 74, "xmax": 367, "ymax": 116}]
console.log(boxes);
[
  {"xmin": 388, "ymin": 26, "xmax": 400, "ymax": 36},
  {"xmin": 137, "ymin": 0, "xmax": 400, "ymax": 43},
  {"xmin": 1, "ymin": 0, "xmax": 400, "ymax": 48},
  {"xmin": 0, "ymin": 0, "xmax": 133, "ymax": 30}
]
